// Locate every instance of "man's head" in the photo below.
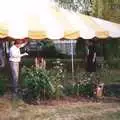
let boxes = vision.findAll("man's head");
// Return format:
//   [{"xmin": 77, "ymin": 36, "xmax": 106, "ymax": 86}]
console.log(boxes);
[
  {"xmin": 88, "ymin": 40, "xmax": 96, "ymax": 46},
  {"xmin": 14, "ymin": 40, "xmax": 22, "ymax": 48}
]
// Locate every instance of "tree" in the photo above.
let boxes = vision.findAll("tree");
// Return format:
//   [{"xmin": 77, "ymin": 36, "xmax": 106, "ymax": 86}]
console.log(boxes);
[
  {"xmin": 91, "ymin": 0, "xmax": 120, "ymax": 62},
  {"xmin": 91, "ymin": 0, "xmax": 120, "ymax": 23},
  {"xmin": 54, "ymin": 0, "xmax": 92, "ymax": 14}
]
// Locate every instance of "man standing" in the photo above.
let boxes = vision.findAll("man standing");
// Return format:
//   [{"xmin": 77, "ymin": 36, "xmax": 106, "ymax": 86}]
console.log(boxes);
[
  {"xmin": 9, "ymin": 40, "xmax": 28, "ymax": 97},
  {"xmin": 86, "ymin": 40, "xmax": 97, "ymax": 72}
]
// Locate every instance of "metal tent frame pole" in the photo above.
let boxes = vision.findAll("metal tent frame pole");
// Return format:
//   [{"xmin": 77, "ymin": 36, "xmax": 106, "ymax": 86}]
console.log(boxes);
[{"xmin": 70, "ymin": 40, "xmax": 74, "ymax": 81}]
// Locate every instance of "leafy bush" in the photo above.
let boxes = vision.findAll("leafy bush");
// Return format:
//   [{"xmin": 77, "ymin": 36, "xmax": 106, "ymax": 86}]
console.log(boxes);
[
  {"xmin": 63, "ymin": 83, "xmax": 74, "ymax": 96},
  {"xmin": 50, "ymin": 58, "xmax": 65, "ymax": 99},
  {"xmin": 21, "ymin": 60, "xmax": 65, "ymax": 101},
  {"xmin": 21, "ymin": 66, "xmax": 55, "ymax": 101},
  {"xmin": 73, "ymin": 73, "xmax": 97, "ymax": 97},
  {"xmin": 73, "ymin": 83, "xmax": 93, "ymax": 97},
  {"xmin": 21, "ymin": 58, "xmax": 120, "ymax": 101},
  {"xmin": 63, "ymin": 73, "xmax": 99, "ymax": 97}
]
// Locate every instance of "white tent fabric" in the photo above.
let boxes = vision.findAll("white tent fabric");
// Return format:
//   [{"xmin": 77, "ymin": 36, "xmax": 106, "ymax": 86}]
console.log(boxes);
[{"xmin": 0, "ymin": 0, "xmax": 120, "ymax": 39}]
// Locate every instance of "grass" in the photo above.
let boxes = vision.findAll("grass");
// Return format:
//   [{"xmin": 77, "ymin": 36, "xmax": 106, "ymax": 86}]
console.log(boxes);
[{"xmin": 0, "ymin": 96, "xmax": 120, "ymax": 120}]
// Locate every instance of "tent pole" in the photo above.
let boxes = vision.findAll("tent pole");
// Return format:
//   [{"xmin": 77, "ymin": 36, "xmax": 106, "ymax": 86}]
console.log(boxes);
[{"xmin": 71, "ymin": 40, "xmax": 74, "ymax": 81}]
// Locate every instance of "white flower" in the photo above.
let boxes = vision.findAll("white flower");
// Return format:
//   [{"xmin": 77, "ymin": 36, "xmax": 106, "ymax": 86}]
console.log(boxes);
[{"xmin": 88, "ymin": 78, "xmax": 91, "ymax": 81}]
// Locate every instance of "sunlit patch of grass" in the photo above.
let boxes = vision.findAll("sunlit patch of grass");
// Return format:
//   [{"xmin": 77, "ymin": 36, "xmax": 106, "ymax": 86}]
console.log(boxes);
[
  {"xmin": 1, "ymin": 97, "xmax": 120, "ymax": 120},
  {"xmin": 104, "ymin": 112, "xmax": 120, "ymax": 120},
  {"xmin": 82, "ymin": 111, "xmax": 120, "ymax": 120}
]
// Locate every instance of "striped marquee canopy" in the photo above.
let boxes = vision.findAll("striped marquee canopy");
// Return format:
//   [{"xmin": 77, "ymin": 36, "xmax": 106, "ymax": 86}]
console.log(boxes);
[{"xmin": 0, "ymin": 0, "xmax": 120, "ymax": 40}]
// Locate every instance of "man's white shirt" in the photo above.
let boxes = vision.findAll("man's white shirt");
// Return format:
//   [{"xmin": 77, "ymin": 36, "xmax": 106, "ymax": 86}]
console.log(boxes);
[{"xmin": 9, "ymin": 45, "xmax": 22, "ymax": 62}]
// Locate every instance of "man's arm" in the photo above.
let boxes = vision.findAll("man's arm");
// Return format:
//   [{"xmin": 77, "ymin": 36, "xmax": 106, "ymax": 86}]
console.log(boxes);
[
  {"xmin": 93, "ymin": 52, "xmax": 96, "ymax": 63},
  {"xmin": 20, "ymin": 52, "xmax": 28, "ymax": 57}
]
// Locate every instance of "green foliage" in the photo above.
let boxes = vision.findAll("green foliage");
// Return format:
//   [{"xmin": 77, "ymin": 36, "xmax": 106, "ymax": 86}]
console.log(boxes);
[
  {"xmin": 64, "ymin": 72, "xmax": 99, "ymax": 97},
  {"xmin": 91, "ymin": 0, "xmax": 120, "ymax": 23},
  {"xmin": 63, "ymin": 83, "xmax": 74, "ymax": 96},
  {"xmin": 51, "ymin": 58, "xmax": 65, "ymax": 99},
  {"xmin": 0, "ymin": 75, "xmax": 6, "ymax": 96},
  {"xmin": 22, "ymin": 58, "xmax": 34, "ymax": 67},
  {"xmin": 55, "ymin": 0, "xmax": 92, "ymax": 14},
  {"xmin": 106, "ymin": 60, "xmax": 120, "ymax": 69},
  {"xmin": 73, "ymin": 73, "xmax": 98, "ymax": 97},
  {"xmin": 21, "ymin": 60, "xmax": 65, "ymax": 101},
  {"xmin": 73, "ymin": 82, "xmax": 93, "ymax": 97},
  {"xmin": 21, "ymin": 66, "xmax": 55, "ymax": 101},
  {"xmin": 97, "ymin": 67, "xmax": 120, "ymax": 84},
  {"xmin": 104, "ymin": 39, "xmax": 120, "ymax": 59},
  {"xmin": 20, "ymin": 59, "xmax": 120, "ymax": 101}
]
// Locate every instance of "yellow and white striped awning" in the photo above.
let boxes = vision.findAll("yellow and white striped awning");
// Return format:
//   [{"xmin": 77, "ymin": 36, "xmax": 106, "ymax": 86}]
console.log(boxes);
[{"xmin": 0, "ymin": 0, "xmax": 120, "ymax": 40}]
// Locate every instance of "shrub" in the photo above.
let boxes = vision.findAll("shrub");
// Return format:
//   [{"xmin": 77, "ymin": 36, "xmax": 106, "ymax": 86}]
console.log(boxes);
[
  {"xmin": 73, "ymin": 82, "xmax": 93, "ymax": 97},
  {"xmin": 21, "ymin": 60, "xmax": 65, "ymax": 101},
  {"xmin": 50, "ymin": 58, "xmax": 65, "ymax": 99},
  {"xmin": 73, "ymin": 72, "xmax": 99, "ymax": 97},
  {"xmin": 21, "ymin": 66, "xmax": 55, "ymax": 101},
  {"xmin": 63, "ymin": 83, "xmax": 75, "ymax": 96}
]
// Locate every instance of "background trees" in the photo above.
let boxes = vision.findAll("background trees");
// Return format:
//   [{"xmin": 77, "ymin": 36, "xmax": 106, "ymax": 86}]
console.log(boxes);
[
  {"xmin": 54, "ymin": 0, "xmax": 92, "ymax": 14},
  {"xmin": 91, "ymin": 0, "xmax": 120, "ymax": 23},
  {"xmin": 55, "ymin": 0, "xmax": 120, "ymax": 63}
]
